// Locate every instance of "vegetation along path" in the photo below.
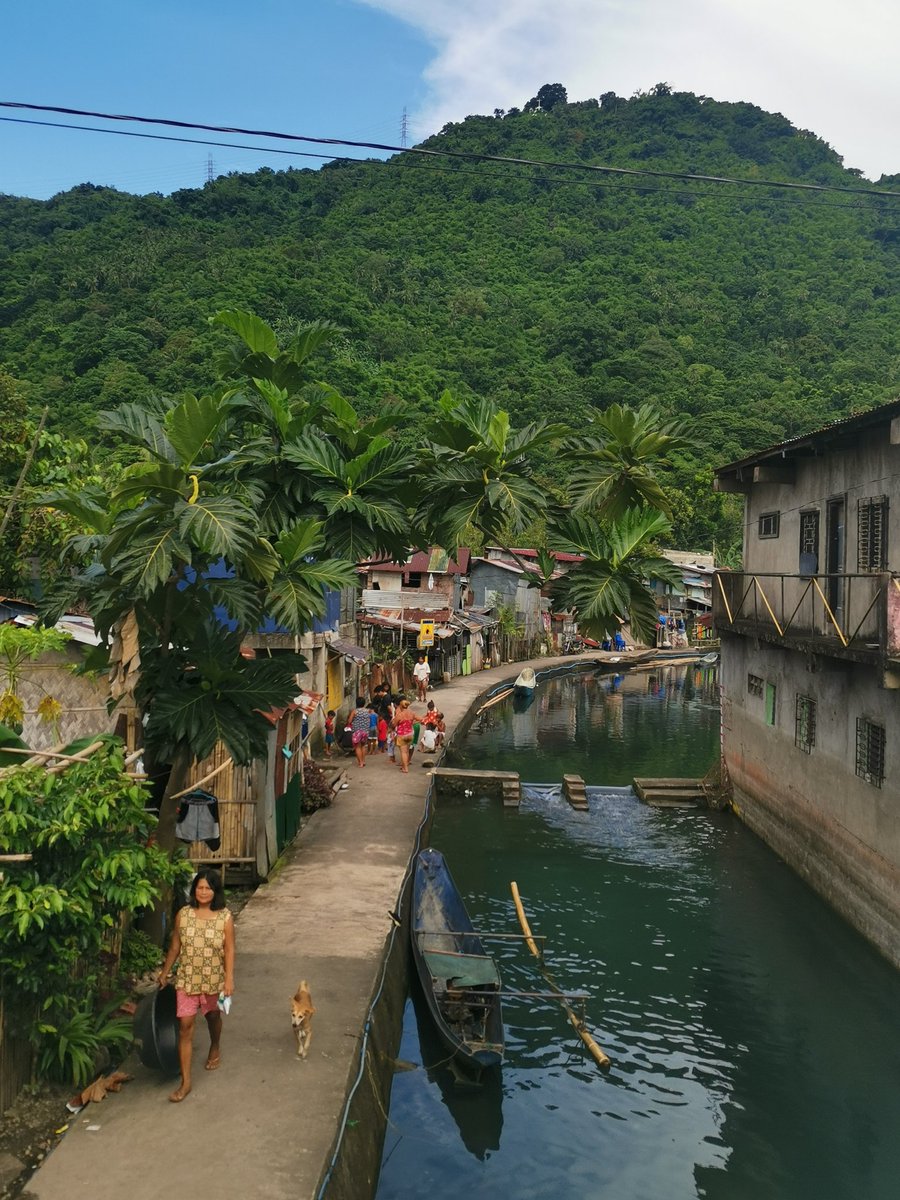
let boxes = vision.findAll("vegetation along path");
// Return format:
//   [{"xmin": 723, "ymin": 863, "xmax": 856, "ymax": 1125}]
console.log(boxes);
[{"xmin": 26, "ymin": 654, "xmax": 586, "ymax": 1200}]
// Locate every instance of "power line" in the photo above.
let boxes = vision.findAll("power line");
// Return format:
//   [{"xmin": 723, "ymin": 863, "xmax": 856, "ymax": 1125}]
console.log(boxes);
[
  {"xmin": 3, "ymin": 113, "xmax": 898, "ymax": 218},
  {"xmin": 3, "ymin": 98, "xmax": 900, "ymax": 200}
]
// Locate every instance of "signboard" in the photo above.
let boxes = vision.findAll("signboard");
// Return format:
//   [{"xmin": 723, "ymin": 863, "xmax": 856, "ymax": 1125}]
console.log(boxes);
[{"xmin": 419, "ymin": 620, "xmax": 435, "ymax": 648}]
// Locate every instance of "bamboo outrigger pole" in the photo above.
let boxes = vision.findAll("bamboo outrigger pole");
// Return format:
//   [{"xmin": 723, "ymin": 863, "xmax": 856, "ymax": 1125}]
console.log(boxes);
[
  {"xmin": 475, "ymin": 687, "xmax": 514, "ymax": 716},
  {"xmin": 510, "ymin": 880, "xmax": 611, "ymax": 1071}
]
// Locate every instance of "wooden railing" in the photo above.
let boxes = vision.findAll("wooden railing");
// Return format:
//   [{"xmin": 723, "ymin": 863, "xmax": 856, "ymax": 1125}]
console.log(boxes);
[{"xmin": 713, "ymin": 571, "xmax": 900, "ymax": 658}]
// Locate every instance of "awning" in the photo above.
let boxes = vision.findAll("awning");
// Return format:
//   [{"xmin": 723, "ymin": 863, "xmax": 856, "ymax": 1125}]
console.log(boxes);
[
  {"xmin": 328, "ymin": 638, "xmax": 369, "ymax": 663},
  {"xmin": 295, "ymin": 690, "xmax": 324, "ymax": 715}
]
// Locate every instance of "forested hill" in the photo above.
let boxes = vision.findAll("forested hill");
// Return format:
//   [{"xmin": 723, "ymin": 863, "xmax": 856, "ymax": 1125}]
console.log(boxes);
[{"xmin": 3, "ymin": 86, "xmax": 900, "ymax": 497}]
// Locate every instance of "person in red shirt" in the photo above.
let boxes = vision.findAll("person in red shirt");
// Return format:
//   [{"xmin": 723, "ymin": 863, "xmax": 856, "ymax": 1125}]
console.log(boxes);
[{"xmin": 377, "ymin": 714, "xmax": 388, "ymax": 753}]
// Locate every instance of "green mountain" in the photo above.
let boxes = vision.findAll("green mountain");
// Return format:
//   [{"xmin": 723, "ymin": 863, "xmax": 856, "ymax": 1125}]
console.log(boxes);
[{"xmin": 2, "ymin": 86, "xmax": 900, "ymax": 547}]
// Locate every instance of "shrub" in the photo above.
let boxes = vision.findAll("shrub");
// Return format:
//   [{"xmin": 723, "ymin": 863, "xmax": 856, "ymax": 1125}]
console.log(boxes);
[{"xmin": 300, "ymin": 760, "xmax": 333, "ymax": 813}]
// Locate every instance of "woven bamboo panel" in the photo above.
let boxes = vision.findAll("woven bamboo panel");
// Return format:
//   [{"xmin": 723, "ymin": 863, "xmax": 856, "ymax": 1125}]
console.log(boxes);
[
  {"xmin": 184, "ymin": 741, "xmax": 257, "ymax": 867},
  {"xmin": 18, "ymin": 650, "xmax": 115, "ymax": 749}
]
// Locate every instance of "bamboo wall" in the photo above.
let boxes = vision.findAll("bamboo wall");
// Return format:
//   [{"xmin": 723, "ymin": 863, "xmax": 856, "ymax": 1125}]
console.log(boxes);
[
  {"xmin": 0, "ymin": 994, "xmax": 33, "ymax": 1114},
  {"xmin": 182, "ymin": 741, "xmax": 257, "ymax": 874}
]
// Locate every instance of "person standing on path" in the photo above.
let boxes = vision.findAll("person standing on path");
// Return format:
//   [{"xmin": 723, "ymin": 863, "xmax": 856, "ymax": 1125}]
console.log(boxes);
[
  {"xmin": 158, "ymin": 868, "xmax": 235, "ymax": 1103},
  {"xmin": 349, "ymin": 696, "xmax": 371, "ymax": 767},
  {"xmin": 413, "ymin": 654, "xmax": 430, "ymax": 702},
  {"xmin": 391, "ymin": 698, "xmax": 415, "ymax": 773}
]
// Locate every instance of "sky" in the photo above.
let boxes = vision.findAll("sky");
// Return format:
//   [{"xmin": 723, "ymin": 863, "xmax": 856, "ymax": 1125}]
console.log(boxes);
[{"xmin": 2, "ymin": 0, "xmax": 898, "ymax": 200}]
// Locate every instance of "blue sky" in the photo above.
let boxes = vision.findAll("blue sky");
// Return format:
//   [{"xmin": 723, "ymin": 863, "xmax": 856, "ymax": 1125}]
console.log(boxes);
[
  {"xmin": 3, "ymin": 0, "xmax": 898, "ymax": 199},
  {"xmin": 0, "ymin": 0, "xmax": 431, "ymax": 198}
]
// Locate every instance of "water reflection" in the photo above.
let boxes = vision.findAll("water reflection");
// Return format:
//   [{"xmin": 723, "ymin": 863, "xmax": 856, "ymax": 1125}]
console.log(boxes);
[{"xmin": 377, "ymin": 666, "xmax": 900, "ymax": 1200}]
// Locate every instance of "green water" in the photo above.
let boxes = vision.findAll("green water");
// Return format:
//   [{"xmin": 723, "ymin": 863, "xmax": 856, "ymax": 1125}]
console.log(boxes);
[{"xmin": 375, "ymin": 665, "xmax": 900, "ymax": 1200}]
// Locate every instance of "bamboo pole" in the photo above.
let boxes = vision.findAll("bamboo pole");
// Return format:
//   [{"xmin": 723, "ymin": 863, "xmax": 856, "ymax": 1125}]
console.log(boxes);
[
  {"xmin": 510, "ymin": 880, "xmax": 611, "ymax": 1071},
  {"xmin": 476, "ymin": 687, "xmax": 514, "ymax": 716},
  {"xmin": 169, "ymin": 757, "xmax": 233, "ymax": 800},
  {"xmin": 509, "ymin": 881, "xmax": 541, "ymax": 958}
]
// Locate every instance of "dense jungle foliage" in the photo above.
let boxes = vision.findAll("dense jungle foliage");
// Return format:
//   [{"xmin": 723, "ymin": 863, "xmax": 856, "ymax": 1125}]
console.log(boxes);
[{"xmin": 2, "ymin": 85, "xmax": 900, "ymax": 556}]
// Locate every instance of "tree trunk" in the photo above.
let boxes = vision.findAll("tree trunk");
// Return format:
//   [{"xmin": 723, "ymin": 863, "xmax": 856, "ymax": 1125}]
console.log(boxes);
[{"xmin": 140, "ymin": 745, "xmax": 193, "ymax": 945}]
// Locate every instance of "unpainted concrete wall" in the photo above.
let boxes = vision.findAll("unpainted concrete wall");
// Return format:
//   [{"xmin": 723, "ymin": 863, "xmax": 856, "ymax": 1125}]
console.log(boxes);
[{"xmin": 721, "ymin": 632, "xmax": 900, "ymax": 966}]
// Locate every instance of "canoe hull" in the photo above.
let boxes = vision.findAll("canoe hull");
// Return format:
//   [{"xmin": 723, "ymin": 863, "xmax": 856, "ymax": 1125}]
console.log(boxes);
[{"xmin": 411, "ymin": 848, "xmax": 504, "ymax": 1071}]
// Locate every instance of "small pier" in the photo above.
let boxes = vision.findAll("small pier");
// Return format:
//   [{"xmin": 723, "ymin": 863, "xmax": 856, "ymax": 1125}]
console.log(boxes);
[
  {"xmin": 431, "ymin": 767, "xmax": 521, "ymax": 807},
  {"xmin": 632, "ymin": 777, "xmax": 705, "ymax": 807},
  {"xmin": 562, "ymin": 774, "xmax": 589, "ymax": 811}
]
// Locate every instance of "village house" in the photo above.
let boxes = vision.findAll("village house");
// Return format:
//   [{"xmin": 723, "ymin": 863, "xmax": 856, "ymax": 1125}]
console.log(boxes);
[{"xmin": 713, "ymin": 399, "xmax": 900, "ymax": 967}]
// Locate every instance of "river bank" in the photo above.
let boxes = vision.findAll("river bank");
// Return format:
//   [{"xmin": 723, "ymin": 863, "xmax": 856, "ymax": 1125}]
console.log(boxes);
[{"xmin": 21, "ymin": 653, "xmax": 602, "ymax": 1200}]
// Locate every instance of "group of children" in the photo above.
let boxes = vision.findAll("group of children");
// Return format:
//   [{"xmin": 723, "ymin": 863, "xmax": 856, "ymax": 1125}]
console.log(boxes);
[{"xmin": 322, "ymin": 686, "xmax": 446, "ymax": 771}]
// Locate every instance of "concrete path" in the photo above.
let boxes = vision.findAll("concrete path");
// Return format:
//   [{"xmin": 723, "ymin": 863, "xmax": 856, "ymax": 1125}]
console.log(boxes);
[{"xmin": 25, "ymin": 653, "xmax": 602, "ymax": 1200}]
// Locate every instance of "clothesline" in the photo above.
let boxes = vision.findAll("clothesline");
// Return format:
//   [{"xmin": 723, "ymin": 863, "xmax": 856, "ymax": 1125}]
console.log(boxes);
[{"xmin": 170, "ymin": 757, "xmax": 233, "ymax": 801}]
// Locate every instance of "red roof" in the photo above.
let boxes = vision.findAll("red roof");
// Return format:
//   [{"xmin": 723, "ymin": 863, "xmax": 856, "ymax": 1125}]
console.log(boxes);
[
  {"xmin": 359, "ymin": 548, "xmax": 471, "ymax": 575},
  {"xmin": 486, "ymin": 547, "xmax": 584, "ymax": 564}
]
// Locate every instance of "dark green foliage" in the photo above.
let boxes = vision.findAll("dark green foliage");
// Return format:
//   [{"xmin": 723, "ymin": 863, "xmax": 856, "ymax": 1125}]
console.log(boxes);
[
  {"xmin": 2, "ymin": 89, "xmax": 899, "ymax": 554},
  {"xmin": 300, "ymin": 759, "xmax": 333, "ymax": 813}
]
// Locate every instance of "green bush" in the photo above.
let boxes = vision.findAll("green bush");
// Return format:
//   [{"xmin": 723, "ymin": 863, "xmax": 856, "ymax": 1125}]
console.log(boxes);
[
  {"xmin": 119, "ymin": 927, "xmax": 162, "ymax": 981},
  {"xmin": 300, "ymin": 760, "xmax": 333, "ymax": 813}
]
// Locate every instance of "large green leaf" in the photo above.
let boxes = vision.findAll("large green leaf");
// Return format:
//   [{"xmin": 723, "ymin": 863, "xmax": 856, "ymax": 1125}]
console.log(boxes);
[
  {"xmin": 164, "ymin": 392, "xmax": 231, "ymax": 467},
  {"xmin": 109, "ymin": 524, "xmax": 191, "ymax": 594},
  {"xmin": 98, "ymin": 402, "xmax": 177, "ymax": 463},
  {"xmin": 112, "ymin": 463, "xmax": 188, "ymax": 506},
  {"xmin": 210, "ymin": 310, "xmax": 278, "ymax": 357},
  {"xmin": 275, "ymin": 519, "xmax": 325, "ymax": 565},
  {"xmin": 177, "ymin": 495, "xmax": 258, "ymax": 559}
]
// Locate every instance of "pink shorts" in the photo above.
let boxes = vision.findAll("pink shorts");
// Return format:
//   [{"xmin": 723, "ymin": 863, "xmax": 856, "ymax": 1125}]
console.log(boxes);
[
  {"xmin": 352, "ymin": 730, "xmax": 368, "ymax": 746},
  {"xmin": 176, "ymin": 989, "xmax": 219, "ymax": 1018}
]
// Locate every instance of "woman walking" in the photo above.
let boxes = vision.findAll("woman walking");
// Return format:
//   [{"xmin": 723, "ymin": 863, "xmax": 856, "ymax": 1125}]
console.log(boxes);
[
  {"xmin": 391, "ymin": 698, "xmax": 415, "ymax": 773},
  {"xmin": 349, "ymin": 696, "xmax": 371, "ymax": 767},
  {"xmin": 158, "ymin": 868, "xmax": 234, "ymax": 1103}
]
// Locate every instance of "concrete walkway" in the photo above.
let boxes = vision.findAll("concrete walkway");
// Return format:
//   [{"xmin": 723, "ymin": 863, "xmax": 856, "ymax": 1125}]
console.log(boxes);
[{"xmin": 26, "ymin": 653, "xmax": 602, "ymax": 1200}]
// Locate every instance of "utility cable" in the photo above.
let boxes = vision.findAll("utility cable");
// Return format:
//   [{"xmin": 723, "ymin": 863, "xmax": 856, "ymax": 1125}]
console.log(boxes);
[
  {"xmin": 3, "ymin": 99, "xmax": 900, "ymax": 200},
  {"xmin": 2, "ymin": 114, "xmax": 896, "ymax": 218}
]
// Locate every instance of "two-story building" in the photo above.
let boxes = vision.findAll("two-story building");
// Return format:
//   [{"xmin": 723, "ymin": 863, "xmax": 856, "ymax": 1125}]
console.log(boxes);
[{"xmin": 714, "ymin": 399, "xmax": 900, "ymax": 967}]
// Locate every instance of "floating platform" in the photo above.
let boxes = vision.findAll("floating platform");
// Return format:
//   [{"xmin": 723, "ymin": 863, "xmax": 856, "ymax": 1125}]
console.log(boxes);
[{"xmin": 632, "ymin": 777, "xmax": 706, "ymax": 807}]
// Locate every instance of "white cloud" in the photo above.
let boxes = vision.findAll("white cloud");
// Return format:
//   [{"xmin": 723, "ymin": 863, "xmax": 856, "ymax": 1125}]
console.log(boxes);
[{"xmin": 358, "ymin": 0, "xmax": 900, "ymax": 177}]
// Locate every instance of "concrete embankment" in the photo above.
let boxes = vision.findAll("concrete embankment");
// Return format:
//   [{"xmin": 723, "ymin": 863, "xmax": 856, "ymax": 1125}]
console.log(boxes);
[{"xmin": 26, "ymin": 654, "xmax": 603, "ymax": 1200}]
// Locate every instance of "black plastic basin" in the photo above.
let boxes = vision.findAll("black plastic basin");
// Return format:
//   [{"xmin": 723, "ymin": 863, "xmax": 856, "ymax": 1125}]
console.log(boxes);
[{"xmin": 133, "ymin": 984, "xmax": 180, "ymax": 1075}]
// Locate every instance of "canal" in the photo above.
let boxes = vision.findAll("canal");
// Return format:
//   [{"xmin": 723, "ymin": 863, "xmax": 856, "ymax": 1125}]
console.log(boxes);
[{"xmin": 375, "ymin": 663, "xmax": 900, "ymax": 1199}]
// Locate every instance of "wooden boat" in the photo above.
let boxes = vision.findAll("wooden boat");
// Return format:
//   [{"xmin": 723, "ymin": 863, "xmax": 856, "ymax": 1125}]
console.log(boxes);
[
  {"xmin": 592, "ymin": 648, "xmax": 657, "ymax": 670},
  {"xmin": 513, "ymin": 667, "xmax": 537, "ymax": 695},
  {"xmin": 411, "ymin": 848, "xmax": 505, "ymax": 1072}
]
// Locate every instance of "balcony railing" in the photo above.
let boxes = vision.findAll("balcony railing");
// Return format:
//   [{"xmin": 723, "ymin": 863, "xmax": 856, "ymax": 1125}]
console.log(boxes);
[{"xmin": 713, "ymin": 571, "xmax": 900, "ymax": 661}]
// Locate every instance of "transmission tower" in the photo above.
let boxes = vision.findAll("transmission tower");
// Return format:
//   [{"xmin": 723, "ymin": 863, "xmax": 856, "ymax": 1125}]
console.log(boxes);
[
  {"xmin": 206, "ymin": 154, "xmax": 215, "ymax": 183},
  {"xmin": 400, "ymin": 107, "xmax": 409, "ymax": 149}
]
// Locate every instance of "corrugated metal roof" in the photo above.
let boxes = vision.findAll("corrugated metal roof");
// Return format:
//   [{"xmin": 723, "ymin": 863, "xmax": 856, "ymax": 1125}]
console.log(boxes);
[{"xmin": 716, "ymin": 397, "xmax": 900, "ymax": 475}]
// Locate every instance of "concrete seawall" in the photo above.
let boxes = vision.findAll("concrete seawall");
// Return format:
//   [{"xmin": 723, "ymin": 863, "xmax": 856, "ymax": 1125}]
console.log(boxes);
[{"xmin": 26, "ymin": 654, "xmax": 604, "ymax": 1200}]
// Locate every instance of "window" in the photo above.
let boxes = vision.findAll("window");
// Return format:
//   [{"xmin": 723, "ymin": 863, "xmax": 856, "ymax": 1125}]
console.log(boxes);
[
  {"xmin": 799, "ymin": 510, "xmax": 819, "ymax": 574},
  {"xmin": 857, "ymin": 497, "xmax": 888, "ymax": 571},
  {"xmin": 747, "ymin": 673, "xmax": 764, "ymax": 697},
  {"xmin": 758, "ymin": 511, "xmax": 780, "ymax": 538},
  {"xmin": 406, "ymin": 571, "xmax": 422, "ymax": 588},
  {"xmin": 795, "ymin": 695, "xmax": 816, "ymax": 753},
  {"xmin": 856, "ymin": 718, "xmax": 885, "ymax": 786},
  {"xmin": 764, "ymin": 683, "xmax": 777, "ymax": 726}
]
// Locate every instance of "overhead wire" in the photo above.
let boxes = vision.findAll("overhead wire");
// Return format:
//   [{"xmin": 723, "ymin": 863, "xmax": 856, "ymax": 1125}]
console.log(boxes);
[
  {"xmin": 2, "ymin": 113, "xmax": 898, "ymax": 219},
  {"xmin": 3, "ymin": 98, "xmax": 900, "ymax": 201}
]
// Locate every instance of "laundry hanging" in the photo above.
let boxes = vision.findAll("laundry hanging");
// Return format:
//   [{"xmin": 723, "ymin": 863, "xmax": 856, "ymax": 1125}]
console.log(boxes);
[{"xmin": 175, "ymin": 788, "xmax": 221, "ymax": 850}]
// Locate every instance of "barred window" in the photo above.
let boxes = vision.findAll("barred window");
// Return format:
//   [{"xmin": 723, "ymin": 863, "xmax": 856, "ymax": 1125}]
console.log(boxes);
[
  {"xmin": 795, "ymin": 695, "xmax": 816, "ymax": 753},
  {"xmin": 855, "ymin": 717, "xmax": 885, "ymax": 787},
  {"xmin": 747, "ymin": 673, "xmax": 764, "ymax": 697},
  {"xmin": 765, "ymin": 682, "xmax": 777, "ymax": 726},
  {"xmin": 799, "ymin": 510, "xmax": 819, "ymax": 574},
  {"xmin": 857, "ymin": 497, "xmax": 888, "ymax": 572},
  {"xmin": 758, "ymin": 511, "xmax": 780, "ymax": 539}
]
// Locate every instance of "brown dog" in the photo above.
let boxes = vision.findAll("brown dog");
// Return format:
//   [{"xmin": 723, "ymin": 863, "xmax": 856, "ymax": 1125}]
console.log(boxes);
[{"xmin": 290, "ymin": 981, "xmax": 316, "ymax": 1059}]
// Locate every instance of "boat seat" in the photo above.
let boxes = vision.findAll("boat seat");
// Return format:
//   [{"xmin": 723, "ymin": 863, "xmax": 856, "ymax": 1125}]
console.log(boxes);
[{"xmin": 424, "ymin": 950, "xmax": 500, "ymax": 988}]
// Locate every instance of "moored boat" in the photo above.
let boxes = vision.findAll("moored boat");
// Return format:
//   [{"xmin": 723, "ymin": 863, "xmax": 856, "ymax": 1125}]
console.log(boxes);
[
  {"xmin": 513, "ymin": 667, "xmax": 537, "ymax": 695},
  {"xmin": 411, "ymin": 848, "xmax": 505, "ymax": 1072}
]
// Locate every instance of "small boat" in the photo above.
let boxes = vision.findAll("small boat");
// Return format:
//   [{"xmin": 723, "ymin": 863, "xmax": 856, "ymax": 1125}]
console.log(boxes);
[
  {"xmin": 411, "ymin": 848, "xmax": 504, "ymax": 1072},
  {"xmin": 701, "ymin": 652, "xmax": 719, "ymax": 664},
  {"xmin": 513, "ymin": 667, "xmax": 537, "ymax": 695}
]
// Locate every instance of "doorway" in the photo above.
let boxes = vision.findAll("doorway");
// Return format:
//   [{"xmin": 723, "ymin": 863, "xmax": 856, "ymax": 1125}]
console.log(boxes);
[{"xmin": 825, "ymin": 497, "xmax": 845, "ymax": 631}]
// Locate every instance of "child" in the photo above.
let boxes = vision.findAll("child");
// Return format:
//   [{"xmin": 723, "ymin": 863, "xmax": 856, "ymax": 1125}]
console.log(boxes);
[
  {"xmin": 435, "ymin": 712, "xmax": 446, "ymax": 748},
  {"xmin": 324, "ymin": 710, "xmax": 336, "ymax": 758},
  {"xmin": 368, "ymin": 705, "xmax": 378, "ymax": 752},
  {"xmin": 423, "ymin": 700, "xmax": 438, "ymax": 728},
  {"xmin": 377, "ymin": 713, "xmax": 388, "ymax": 753}
]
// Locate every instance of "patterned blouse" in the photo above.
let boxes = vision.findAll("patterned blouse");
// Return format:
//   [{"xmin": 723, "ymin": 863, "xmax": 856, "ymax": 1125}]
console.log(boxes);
[{"xmin": 174, "ymin": 906, "xmax": 231, "ymax": 996}]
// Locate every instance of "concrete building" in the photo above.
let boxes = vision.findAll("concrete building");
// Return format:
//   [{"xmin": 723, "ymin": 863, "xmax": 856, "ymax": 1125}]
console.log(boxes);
[{"xmin": 714, "ymin": 399, "xmax": 900, "ymax": 967}]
